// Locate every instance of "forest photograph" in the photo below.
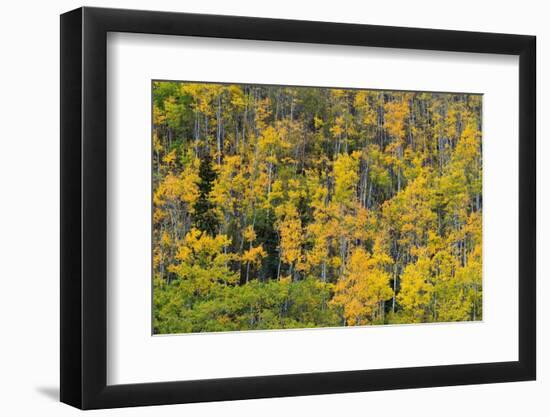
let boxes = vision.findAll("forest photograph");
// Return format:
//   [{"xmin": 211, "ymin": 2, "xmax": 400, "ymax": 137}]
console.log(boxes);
[{"xmin": 152, "ymin": 81, "xmax": 483, "ymax": 335}]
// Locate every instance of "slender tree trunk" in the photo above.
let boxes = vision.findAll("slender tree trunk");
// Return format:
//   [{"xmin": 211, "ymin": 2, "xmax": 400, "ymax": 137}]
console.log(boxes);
[
  {"xmin": 392, "ymin": 263, "xmax": 398, "ymax": 313},
  {"xmin": 245, "ymin": 261, "xmax": 251, "ymax": 284},
  {"xmin": 216, "ymin": 95, "xmax": 222, "ymax": 164}
]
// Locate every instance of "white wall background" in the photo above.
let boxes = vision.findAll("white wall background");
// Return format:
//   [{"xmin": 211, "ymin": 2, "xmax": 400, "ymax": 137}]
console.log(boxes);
[{"xmin": 0, "ymin": 0, "xmax": 545, "ymax": 415}]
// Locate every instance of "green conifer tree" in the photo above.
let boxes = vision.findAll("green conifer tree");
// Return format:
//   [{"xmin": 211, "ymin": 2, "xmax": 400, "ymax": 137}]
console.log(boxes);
[{"xmin": 192, "ymin": 152, "xmax": 219, "ymax": 235}]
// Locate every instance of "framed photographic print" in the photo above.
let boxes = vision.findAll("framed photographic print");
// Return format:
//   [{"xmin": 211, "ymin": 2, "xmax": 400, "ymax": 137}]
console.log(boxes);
[{"xmin": 60, "ymin": 6, "xmax": 536, "ymax": 409}]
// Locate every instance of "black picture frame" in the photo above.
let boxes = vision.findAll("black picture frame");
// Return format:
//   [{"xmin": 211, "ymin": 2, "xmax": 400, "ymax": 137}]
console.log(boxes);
[{"xmin": 60, "ymin": 6, "xmax": 536, "ymax": 410}]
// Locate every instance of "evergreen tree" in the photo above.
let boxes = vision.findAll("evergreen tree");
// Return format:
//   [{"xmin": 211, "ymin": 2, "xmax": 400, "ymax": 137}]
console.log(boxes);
[{"xmin": 192, "ymin": 152, "xmax": 219, "ymax": 235}]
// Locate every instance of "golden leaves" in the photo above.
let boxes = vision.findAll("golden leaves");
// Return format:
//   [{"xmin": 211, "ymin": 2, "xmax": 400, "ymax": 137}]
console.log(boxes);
[
  {"xmin": 397, "ymin": 256, "xmax": 434, "ymax": 322},
  {"xmin": 242, "ymin": 245, "xmax": 267, "ymax": 266},
  {"xmin": 277, "ymin": 203, "xmax": 304, "ymax": 268},
  {"xmin": 333, "ymin": 151, "xmax": 361, "ymax": 205},
  {"xmin": 384, "ymin": 98, "xmax": 409, "ymax": 140},
  {"xmin": 332, "ymin": 247, "xmax": 393, "ymax": 325}
]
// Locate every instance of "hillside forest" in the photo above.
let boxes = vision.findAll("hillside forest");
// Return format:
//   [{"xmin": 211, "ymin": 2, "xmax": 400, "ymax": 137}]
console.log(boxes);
[{"xmin": 152, "ymin": 81, "xmax": 483, "ymax": 334}]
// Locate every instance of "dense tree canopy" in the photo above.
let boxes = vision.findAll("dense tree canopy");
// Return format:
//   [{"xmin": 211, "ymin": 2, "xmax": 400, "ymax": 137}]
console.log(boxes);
[{"xmin": 152, "ymin": 81, "xmax": 482, "ymax": 334}]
